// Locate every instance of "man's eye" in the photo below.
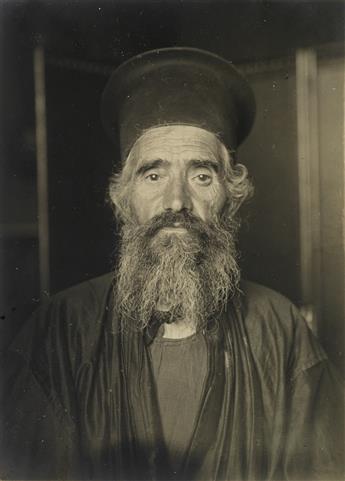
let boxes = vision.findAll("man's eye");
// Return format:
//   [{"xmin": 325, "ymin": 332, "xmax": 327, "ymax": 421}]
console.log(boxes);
[
  {"xmin": 193, "ymin": 173, "xmax": 212, "ymax": 186},
  {"xmin": 145, "ymin": 173, "xmax": 160, "ymax": 182}
]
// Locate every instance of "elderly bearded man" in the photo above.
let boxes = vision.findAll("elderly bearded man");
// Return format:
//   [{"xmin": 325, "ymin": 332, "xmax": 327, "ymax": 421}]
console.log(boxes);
[{"xmin": 1, "ymin": 48, "xmax": 343, "ymax": 481}]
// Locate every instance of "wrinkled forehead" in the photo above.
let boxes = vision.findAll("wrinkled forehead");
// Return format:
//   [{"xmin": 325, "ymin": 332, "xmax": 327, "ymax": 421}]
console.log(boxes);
[{"xmin": 126, "ymin": 125, "xmax": 226, "ymax": 168}]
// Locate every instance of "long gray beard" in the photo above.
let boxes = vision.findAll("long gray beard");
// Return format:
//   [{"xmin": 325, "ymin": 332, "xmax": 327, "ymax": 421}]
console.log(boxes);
[{"xmin": 113, "ymin": 211, "xmax": 241, "ymax": 332}]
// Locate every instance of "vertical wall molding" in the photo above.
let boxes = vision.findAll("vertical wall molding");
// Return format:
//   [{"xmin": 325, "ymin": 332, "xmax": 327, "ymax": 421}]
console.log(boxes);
[
  {"xmin": 342, "ymin": 56, "xmax": 345, "ymax": 325},
  {"xmin": 34, "ymin": 45, "xmax": 50, "ymax": 296},
  {"xmin": 296, "ymin": 48, "xmax": 321, "ymax": 332}
]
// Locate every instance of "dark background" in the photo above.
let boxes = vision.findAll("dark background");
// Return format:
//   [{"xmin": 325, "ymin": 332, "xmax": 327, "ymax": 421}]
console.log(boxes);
[{"xmin": 0, "ymin": 1, "xmax": 344, "ymax": 372}]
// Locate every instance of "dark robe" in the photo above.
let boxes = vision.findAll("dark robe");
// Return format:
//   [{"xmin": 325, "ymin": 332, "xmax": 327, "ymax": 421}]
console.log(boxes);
[{"xmin": 0, "ymin": 273, "xmax": 343, "ymax": 480}]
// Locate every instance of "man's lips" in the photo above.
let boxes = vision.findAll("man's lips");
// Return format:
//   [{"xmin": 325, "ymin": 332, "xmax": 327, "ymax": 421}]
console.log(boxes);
[
  {"xmin": 160, "ymin": 226, "xmax": 188, "ymax": 234},
  {"xmin": 144, "ymin": 213, "xmax": 206, "ymax": 238},
  {"xmin": 159, "ymin": 222, "xmax": 187, "ymax": 233}
]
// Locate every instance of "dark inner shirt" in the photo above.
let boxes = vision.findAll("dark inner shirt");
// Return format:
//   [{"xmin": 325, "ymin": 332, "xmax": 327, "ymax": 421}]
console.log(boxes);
[{"xmin": 149, "ymin": 328, "xmax": 208, "ymax": 471}]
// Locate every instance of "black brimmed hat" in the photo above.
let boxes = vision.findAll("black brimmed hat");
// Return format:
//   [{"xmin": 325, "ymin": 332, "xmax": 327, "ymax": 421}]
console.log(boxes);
[{"xmin": 101, "ymin": 47, "xmax": 256, "ymax": 161}]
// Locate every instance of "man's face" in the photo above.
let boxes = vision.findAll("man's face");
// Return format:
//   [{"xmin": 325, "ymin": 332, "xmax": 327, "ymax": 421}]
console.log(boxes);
[
  {"xmin": 113, "ymin": 125, "xmax": 242, "ymax": 331},
  {"xmin": 128, "ymin": 125, "xmax": 227, "ymax": 226}
]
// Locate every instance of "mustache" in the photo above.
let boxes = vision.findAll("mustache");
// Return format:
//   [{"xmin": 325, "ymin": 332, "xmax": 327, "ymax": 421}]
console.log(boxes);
[{"xmin": 144, "ymin": 210, "xmax": 210, "ymax": 238}]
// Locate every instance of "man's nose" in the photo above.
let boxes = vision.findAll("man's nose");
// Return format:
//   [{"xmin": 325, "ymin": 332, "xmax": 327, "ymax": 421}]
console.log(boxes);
[{"xmin": 163, "ymin": 177, "xmax": 192, "ymax": 212}]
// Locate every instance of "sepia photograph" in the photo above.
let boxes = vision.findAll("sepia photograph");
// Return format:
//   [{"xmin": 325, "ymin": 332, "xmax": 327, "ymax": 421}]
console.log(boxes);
[{"xmin": 0, "ymin": 1, "xmax": 344, "ymax": 479}]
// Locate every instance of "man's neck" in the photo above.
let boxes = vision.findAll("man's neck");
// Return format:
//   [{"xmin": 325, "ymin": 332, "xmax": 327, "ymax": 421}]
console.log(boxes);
[
  {"xmin": 156, "ymin": 299, "xmax": 197, "ymax": 339},
  {"xmin": 162, "ymin": 319, "xmax": 196, "ymax": 339}
]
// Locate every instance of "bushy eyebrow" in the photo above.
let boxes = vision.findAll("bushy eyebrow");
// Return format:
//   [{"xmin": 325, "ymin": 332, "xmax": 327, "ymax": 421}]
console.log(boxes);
[
  {"xmin": 135, "ymin": 158, "xmax": 220, "ymax": 176},
  {"xmin": 189, "ymin": 159, "xmax": 219, "ymax": 172},
  {"xmin": 135, "ymin": 159, "xmax": 166, "ymax": 176}
]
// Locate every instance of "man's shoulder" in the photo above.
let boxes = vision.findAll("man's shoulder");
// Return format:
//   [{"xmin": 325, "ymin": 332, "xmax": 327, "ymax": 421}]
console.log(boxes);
[
  {"xmin": 9, "ymin": 273, "xmax": 114, "ymax": 366},
  {"xmin": 42, "ymin": 271, "xmax": 114, "ymax": 333},
  {"xmin": 52, "ymin": 272, "xmax": 113, "ymax": 301},
  {"xmin": 238, "ymin": 279, "xmax": 309, "ymax": 347},
  {"xmin": 51, "ymin": 273, "xmax": 113, "ymax": 310},
  {"xmin": 237, "ymin": 280, "xmax": 326, "ymax": 374},
  {"xmin": 240, "ymin": 279, "xmax": 297, "ymax": 316}
]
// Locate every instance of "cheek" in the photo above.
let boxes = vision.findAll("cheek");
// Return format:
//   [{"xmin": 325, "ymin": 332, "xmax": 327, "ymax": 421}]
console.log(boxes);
[
  {"xmin": 130, "ymin": 185, "xmax": 162, "ymax": 223},
  {"xmin": 127, "ymin": 186, "xmax": 142, "ymax": 221},
  {"xmin": 130, "ymin": 191, "xmax": 147, "ymax": 223},
  {"xmin": 194, "ymin": 184, "xmax": 227, "ymax": 219},
  {"xmin": 213, "ymin": 182, "xmax": 227, "ymax": 206}
]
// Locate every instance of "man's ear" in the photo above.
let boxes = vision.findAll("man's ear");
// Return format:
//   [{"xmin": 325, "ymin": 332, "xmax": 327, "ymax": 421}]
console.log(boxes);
[
  {"xmin": 108, "ymin": 187, "xmax": 117, "ymax": 208},
  {"xmin": 108, "ymin": 179, "xmax": 134, "ymax": 224},
  {"xmin": 107, "ymin": 176, "xmax": 117, "ymax": 207},
  {"xmin": 219, "ymin": 198, "xmax": 232, "ymax": 220},
  {"xmin": 220, "ymin": 194, "xmax": 242, "ymax": 221}
]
